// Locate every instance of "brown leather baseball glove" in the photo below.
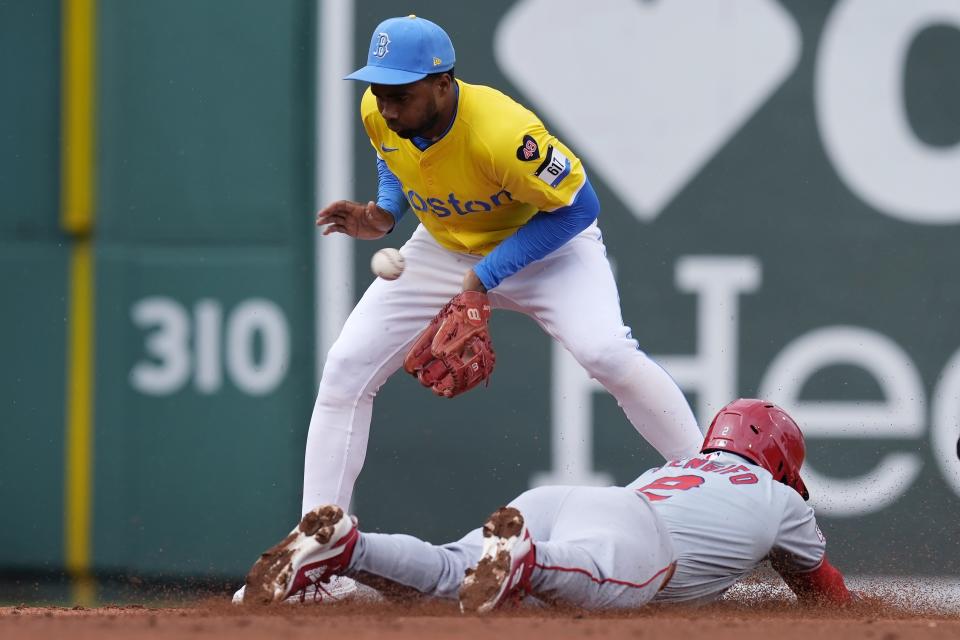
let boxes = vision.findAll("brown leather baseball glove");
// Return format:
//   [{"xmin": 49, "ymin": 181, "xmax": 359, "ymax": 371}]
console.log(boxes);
[{"xmin": 403, "ymin": 291, "xmax": 496, "ymax": 398}]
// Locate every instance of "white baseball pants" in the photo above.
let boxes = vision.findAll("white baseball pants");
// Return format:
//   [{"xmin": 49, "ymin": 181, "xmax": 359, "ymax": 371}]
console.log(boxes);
[
  {"xmin": 303, "ymin": 222, "xmax": 701, "ymax": 512},
  {"xmin": 349, "ymin": 485, "xmax": 676, "ymax": 609}
]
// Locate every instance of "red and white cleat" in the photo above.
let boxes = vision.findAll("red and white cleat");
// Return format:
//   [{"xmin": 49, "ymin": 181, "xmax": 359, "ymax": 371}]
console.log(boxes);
[
  {"xmin": 459, "ymin": 506, "xmax": 536, "ymax": 613},
  {"xmin": 242, "ymin": 505, "xmax": 359, "ymax": 605}
]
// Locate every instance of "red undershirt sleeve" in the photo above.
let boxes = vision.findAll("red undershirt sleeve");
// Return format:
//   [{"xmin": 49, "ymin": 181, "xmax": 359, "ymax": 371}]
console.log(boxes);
[{"xmin": 775, "ymin": 556, "xmax": 852, "ymax": 606}]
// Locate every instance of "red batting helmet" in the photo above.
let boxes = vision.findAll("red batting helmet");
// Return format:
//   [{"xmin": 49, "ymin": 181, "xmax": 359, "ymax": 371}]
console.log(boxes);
[{"xmin": 702, "ymin": 398, "xmax": 809, "ymax": 500}]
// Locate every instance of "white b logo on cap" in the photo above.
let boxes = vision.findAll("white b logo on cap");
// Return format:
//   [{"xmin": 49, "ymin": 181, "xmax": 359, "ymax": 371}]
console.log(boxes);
[{"xmin": 374, "ymin": 32, "xmax": 390, "ymax": 58}]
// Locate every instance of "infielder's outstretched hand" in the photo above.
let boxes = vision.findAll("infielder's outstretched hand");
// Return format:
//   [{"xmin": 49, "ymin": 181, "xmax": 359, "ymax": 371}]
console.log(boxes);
[{"xmin": 316, "ymin": 200, "xmax": 394, "ymax": 239}]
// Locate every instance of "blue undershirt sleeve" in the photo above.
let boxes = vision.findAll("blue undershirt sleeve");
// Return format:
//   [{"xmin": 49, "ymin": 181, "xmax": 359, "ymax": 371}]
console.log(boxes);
[
  {"xmin": 473, "ymin": 176, "xmax": 600, "ymax": 291},
  {"xmin": 376, "ymin": 157, "xmax": 408, "ymax": 228}
]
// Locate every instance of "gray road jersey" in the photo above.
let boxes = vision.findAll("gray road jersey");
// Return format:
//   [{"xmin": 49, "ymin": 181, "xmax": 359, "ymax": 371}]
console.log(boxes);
[{"xmin": 625, "ymin": 451, "xmax": 825, "ymax": 605}]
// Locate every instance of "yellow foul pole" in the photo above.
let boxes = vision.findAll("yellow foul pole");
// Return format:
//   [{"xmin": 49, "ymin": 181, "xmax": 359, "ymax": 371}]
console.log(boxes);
[{"xmin": 61, "ymin": 0, "xmax": 97, "ymax": 606}]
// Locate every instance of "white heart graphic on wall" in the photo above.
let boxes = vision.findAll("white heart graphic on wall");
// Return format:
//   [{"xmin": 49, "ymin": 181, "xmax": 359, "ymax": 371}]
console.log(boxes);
[{"xmin": 494, "ymin": 0, "xmax": 801, "ymax": 222}]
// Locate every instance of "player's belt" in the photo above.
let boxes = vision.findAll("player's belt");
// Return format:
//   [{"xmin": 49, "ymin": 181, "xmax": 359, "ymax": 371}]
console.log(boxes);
[{"xmin": 658, "ymin": 561, "xmax": 678, "ymax": 593}]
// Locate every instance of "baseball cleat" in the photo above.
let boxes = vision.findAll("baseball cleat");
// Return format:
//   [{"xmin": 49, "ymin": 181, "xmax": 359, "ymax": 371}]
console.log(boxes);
[
  {"xmin": 459, "ymin": 506, "xmax": 535, "ymax": 614},
  {"xmin": 242, "ymin": 505, "xmax": 359, "ymax": 605},
  {"xmin": 232, "ymin": 575, "xmax": 358, "ymax": 605}
]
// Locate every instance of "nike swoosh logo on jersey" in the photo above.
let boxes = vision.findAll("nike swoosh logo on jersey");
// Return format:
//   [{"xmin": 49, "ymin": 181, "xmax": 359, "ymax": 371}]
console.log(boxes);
[{"xmin": 380, "ymin": 143, "xmax": 398, "ymax": 152}]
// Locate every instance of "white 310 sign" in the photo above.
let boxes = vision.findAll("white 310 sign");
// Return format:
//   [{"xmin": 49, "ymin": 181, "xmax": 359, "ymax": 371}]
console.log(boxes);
[{"xmin": 130, "ymin": 296, "xmax": 290, "ymax": 397}]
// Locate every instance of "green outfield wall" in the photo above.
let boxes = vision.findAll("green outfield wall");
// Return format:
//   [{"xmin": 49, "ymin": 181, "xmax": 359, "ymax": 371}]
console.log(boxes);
[
  {"xmin": 1, "ymin": 0, "xmax": 317, "ymax": 581},
  {"xmin": 1, "ymin": 0, "xmax": 69, "ymax": 572},
  {"xmin": 1, "ymin": 0, "xmax": 958, "ymax": 592}
]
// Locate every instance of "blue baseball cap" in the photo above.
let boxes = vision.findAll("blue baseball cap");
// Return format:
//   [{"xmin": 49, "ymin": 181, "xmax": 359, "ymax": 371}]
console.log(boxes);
[{"xmin": 345, "ymin": 15, "xmax": 455, "ymax": 85}]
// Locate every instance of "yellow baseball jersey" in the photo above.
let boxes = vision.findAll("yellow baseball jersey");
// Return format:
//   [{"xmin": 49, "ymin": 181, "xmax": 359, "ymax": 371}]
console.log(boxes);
[{"xmin": 360, "ymin": 79, "xmax": 587, "ymax": 255}]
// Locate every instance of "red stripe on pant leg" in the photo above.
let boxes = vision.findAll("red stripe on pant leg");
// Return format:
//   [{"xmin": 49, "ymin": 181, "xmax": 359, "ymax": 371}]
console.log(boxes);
[{"xmin": 533, "ymin": 561, "xmax": 674, "ymax": 590}]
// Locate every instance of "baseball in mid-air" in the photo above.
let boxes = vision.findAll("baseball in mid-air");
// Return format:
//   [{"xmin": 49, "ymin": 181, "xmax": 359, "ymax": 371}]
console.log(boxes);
[{"xmin": 371, "ymin": 248, "xmax": 405, "ymax": 280}]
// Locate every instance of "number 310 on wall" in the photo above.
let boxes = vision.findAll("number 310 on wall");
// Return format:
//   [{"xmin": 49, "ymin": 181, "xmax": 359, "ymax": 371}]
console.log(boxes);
[{"xmin": 129, "ymin": 296, "xmax": 290, "ymax": 396}]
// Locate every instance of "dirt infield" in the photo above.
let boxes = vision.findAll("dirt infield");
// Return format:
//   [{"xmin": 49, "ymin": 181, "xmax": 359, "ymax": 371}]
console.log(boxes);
[{"xmin": 3, "ymin": 598, "xmax": 959, "ymax": 640}]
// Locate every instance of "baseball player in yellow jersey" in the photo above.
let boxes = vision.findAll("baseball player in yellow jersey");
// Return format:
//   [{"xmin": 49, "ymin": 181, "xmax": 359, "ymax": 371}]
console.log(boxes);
[
  {"xmin": 230, "ymin": 13, "xmax": 704, "ymax": 604},
  {"xmin": 356, "ymin": 79, "xmax": 584, "ymax": 255},
  {"xmin": 307, "ymin": 15, "xmax": 702, "ymax": 531}
]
